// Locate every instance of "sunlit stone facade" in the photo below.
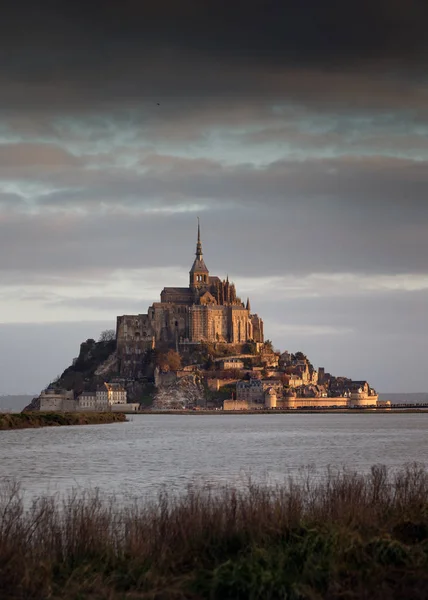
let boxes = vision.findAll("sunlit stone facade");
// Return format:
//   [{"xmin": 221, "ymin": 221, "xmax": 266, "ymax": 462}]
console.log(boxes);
[{"xmin": 116, "ymin": 223, "xmax": 264, "ymax": 365}]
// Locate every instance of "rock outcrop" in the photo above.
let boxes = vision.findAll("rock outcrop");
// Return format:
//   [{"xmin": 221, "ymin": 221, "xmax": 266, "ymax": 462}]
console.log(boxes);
[{"xmin": 153, "ymin": 373, "xmax": 206, "ymax": 409}]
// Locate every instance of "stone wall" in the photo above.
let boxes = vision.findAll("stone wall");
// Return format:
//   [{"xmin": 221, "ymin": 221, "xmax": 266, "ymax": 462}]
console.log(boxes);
[
  {"xmin": 206, "ymin": 305, "xmax": 229, "ymax": 342},
  {"xmin": 223, "ymin": 399, "xmax": 250, "ymax": 411},
  {"xmin": 110, "ymin": 403, "xmax": 140, "ymax": 412},
  {"xmin": 251, "ymin": 314, "xmax": 264, "ymax": 343},
  {"xmin": 40, "ymin": 397, "xmax": 77, "ymax": 412},
  {"xmin": 229, "ymin": 306, "xmax": 251, "ymax": 343},
  {"xmin": 119, "ymin": 302, "xmax": 262, "ymax": 352}
]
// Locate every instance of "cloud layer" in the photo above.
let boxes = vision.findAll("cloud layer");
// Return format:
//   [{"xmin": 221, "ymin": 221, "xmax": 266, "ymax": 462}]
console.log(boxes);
[{"xmin": 0, "ymin": 1, "xmax": 427, "ymax": 393}]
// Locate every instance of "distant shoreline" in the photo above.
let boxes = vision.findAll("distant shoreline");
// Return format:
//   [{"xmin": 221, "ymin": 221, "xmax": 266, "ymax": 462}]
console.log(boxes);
[{"xmin": 0, "ymin": 412, "xmax": 126, "ymax": 430}]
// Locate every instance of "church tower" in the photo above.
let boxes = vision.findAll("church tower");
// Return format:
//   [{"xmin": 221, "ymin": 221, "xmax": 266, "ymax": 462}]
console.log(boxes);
[{"xmin": 189, "ymin": 219, "xmax": 209, "ymax": 288}]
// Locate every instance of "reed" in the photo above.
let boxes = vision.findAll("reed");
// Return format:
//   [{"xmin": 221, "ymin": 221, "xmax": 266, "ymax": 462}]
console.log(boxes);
[{"xmin": 1, "ymin": 464, "xmax": 428, "ymax": 599}]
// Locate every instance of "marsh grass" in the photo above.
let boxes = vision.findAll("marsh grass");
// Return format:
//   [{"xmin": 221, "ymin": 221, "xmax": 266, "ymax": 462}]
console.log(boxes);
[
  {"xmin": 1, "ymin": 464, "xmax": 428, "ymax": 599},
  {"xmin": 0, "ymin": 412, "xmax": 126, "ymax": 430}
]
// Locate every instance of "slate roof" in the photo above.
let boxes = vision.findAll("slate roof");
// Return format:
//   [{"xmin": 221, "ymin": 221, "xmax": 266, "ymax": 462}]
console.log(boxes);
[
  {"xmin": 190, "ymin": 256, "xmax": 209, "ymax": 273},
  {"xmin": 162, "ymin": 287, "xmax": 193, "ymax": 295}
]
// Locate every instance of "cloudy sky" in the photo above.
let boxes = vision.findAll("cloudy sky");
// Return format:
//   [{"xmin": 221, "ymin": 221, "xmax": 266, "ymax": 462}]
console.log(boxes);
[{"xmin": 1, "ymin": 1, "xmax": 427, "ymax": 394}]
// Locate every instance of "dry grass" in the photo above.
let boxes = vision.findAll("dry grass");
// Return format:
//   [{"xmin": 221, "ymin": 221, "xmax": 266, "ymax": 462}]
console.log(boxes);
[
  {"xmin": 0, "ymin": 412, "xmax": 126, "ymax": 430},
  {"xmin": 1, "ymin": 464, "xmax": 428, "ymax": 599}
]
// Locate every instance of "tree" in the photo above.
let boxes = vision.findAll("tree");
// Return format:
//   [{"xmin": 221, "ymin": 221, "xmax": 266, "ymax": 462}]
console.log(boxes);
[
  {"xmin": 205, "ymin": 356, "xmax": 215, "ymax": 371},
  {"xmin": 228, "ymin": 368, "xmax": 244, "ymax": 380},
  {"xmin": 243, "ymin": 341, "xmax": 258, "ymax": 355},
  {"xmin": 263, "ymin": 340, "xmax": 274, "ymax": 352},
  {"xmin": 99, "ymin": 329, "xmax": 116, "ymax": 342},
  {"xmin": 156, "ymin": 349, "xmax": 182, "ymax": 372}
]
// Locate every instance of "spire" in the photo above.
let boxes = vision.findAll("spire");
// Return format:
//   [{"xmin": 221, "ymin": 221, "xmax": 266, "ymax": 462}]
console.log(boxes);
[
  {"xmin": 189, "ymin": 217, "xmax": 209, "ymax": 287},
  {"xmin": 196, "ymin": 217, "xmax": 203, "ymax": 257},
  {"xmin": 246, "ymin": 297, "xmax": 251, "ymax": 312}
]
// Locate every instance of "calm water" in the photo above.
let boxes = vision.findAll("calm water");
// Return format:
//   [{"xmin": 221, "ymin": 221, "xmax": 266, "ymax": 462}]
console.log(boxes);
[{"xmin": 1, "ymin": 414, "xmax": 427, "ymax": 501}]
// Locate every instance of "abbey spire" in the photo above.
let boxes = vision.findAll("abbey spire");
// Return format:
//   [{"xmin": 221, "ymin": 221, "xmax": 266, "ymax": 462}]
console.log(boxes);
[
  {"xmin": 189, "ymin": 218, "xmax": 209, "ymax": 288},
  {"xmin": 196, "ymin": 217, "xmax": 203, "ymax": 258}
]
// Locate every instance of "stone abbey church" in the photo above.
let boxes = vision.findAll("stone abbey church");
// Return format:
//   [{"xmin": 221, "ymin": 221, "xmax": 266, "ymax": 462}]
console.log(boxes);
[{"xmin": 116, "ymin": 223, "xmax": 264, "ymax": 359}]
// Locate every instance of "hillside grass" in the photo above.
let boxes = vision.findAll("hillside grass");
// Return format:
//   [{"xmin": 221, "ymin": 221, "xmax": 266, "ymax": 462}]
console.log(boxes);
[
  {"xmin": 0, "ymin": 411, "xmax": 126, "ymax": 430},
  {"xmin": 1, "ymin": 464, "xmax": 428, "ymax": 598}
]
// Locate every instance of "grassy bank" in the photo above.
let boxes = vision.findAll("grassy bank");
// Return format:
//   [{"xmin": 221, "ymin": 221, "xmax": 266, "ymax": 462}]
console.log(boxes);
[
  {"xmin": 1, "ymin": 465, "xmax": 428, "ymax": 599},
  {"xmin": 0, "ymin": 411, "xmax": 126, "ymax": 430}
]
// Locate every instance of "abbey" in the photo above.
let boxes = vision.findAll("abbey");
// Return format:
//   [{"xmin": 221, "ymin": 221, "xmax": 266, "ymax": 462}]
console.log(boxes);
[{"xmin": 116, "ymin": 222, "xmax": 264, "ymax": 361}]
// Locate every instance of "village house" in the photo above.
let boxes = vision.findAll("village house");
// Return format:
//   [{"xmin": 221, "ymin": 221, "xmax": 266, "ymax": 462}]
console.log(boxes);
[{"xmin": 218, "ymin": 358, "xmax": 245, "ymax": 370}]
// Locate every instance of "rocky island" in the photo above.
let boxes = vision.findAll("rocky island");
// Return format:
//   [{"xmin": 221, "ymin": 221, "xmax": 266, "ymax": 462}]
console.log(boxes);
[{"xmin": 26, "ymin": 223, "xmax": 381, "ymax": 413}]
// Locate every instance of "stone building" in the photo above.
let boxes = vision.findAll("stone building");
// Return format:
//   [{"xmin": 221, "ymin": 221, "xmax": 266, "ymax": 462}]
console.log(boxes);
[
  {"xmin": 39, "ymin": 388, "xmax": 76, "ymax": 412},
  {"xmin": 116, "ymin": 222, "xmax": 264, "ymax": 373},
  {"xmin": 78, "ymin": 384, "xmax": 129, "ymax": 411},
  {"xmin": 95, "ymin": 383, "xmax": 127, "ymax": 405},
  {"xmin": 78, "ymin": 390, "xmax": 109, "ymax": 411},
  {"xmin": 78, "ymin": 391, "xmax": 97, "ymax": 411},
  {"xmin": 236, "ymin": 378, "xmax": 282, "ymax": 404},
  {"xmin": 219, "ymin": 358, "xmax": 245, "ymax": 370}
]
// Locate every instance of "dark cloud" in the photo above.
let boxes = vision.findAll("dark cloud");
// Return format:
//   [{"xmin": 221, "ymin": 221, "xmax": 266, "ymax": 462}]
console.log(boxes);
[
  {"xmin": 0, "ymin": 1, "xmax": 427, "ymax": 112},
  {"xmin": 3, "ymin": 1, "xmax": 428, "ymax": 70}
]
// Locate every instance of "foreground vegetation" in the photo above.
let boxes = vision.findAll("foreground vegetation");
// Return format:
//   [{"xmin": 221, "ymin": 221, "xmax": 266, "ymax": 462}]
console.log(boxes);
[
  {"xmin": 0, "ymin": 411, "xmax": 126, "ymax": 430},
  {"xmin": 1, "ymin": 465, "xmax": 428, "ymax": 599}
]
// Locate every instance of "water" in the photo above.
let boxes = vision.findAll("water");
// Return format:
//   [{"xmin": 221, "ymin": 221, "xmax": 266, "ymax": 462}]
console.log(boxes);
[{"xmin": 1, "ymin": 413, "xmax": 427, "ymax": 502}]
